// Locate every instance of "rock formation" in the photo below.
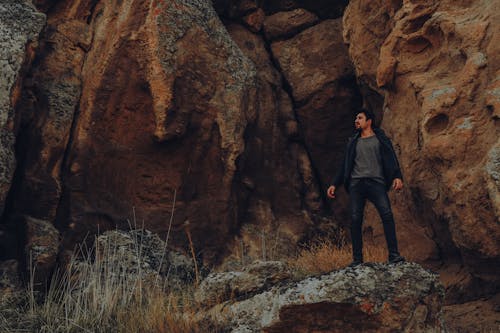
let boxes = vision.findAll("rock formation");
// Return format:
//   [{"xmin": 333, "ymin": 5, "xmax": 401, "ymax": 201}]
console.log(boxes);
[
  {"xmin": 0, "ymin": 0, "xmax": 499, "ymax": 330},
  {"xmin": 198, "ymin": 262, "xmax": 445, "ymax": 332},
  {"xmin": 0, "ymin": 0, "xmax": 45, "ymax": 216},
  {"xmin": 344, "ymin": 0, "xmax": 500, "ymax": 300},
  {"xmin": 5, "ymin": 0, "xmax": 356, "ymax": 268}
]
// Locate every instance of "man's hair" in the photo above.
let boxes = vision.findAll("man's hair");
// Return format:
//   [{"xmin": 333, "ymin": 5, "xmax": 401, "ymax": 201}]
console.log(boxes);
[{"xmin": 357, "ymin": 108, "xmax": 376, "ymax": 125}]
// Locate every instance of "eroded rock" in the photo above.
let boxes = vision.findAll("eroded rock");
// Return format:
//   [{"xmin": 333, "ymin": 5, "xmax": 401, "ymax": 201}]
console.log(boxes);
[
  {"xmin": 43, "ymin": 0, "xmax": 258, "ymax": 264},
  {"xmin": 271, "ymin": 19, "xmax": 353, "ymax": 103},
  {"xmin": 0, "ymin": 0, "xmax": 45, "ymax": 215},
  {"xmin": 195, "ymin": 260, "xmax": 290, "ymax": 306},
  {"xmin": 22, "ymin": 216, "xmax": 60, "ymax": 285},
  {"xmin": 263, "ymin": 9, "xmax": 319, "ymax": 41},
  {"xmin": 203, "ymin": 262, "xmax": 445, "ymax": 332},
  {"xmin": 82, "ymin": 229, "xmax": 195, "ymax": 289},
  {"xmin": 343, "ymin": 0, "xmax": 500, "ymax": 286}
]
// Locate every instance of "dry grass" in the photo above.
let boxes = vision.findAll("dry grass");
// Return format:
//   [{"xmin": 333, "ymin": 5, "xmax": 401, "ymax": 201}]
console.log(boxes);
[
  {"xmin": 0, "ymin": 234, "xmax": 212, "ymax": 333},
  {"xmin": 291, "ymin": 233, "xmax": 388, "ymax": 275}
]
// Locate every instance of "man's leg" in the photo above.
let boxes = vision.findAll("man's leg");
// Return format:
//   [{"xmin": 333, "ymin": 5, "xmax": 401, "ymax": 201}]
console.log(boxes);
[
  {"xmin": 366, "ymin": 180, "xmax": 403, "ymax": 261},
  {"xmin": 350, "ymin": 180, "xmax": 366, "ymax": 263}
]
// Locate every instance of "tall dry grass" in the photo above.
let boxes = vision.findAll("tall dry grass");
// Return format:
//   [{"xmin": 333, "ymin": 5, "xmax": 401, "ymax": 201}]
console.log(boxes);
[
  {"xmin": 0, "ymin": 232, "xmax": 208, "ymax": 333},
  {"xmin": 0, "ymin": 199, "xmax": 215, "ymax": 332},
  {"xmin": 291, "ymin": 232, "xmax": 388, "ymax": 274}
]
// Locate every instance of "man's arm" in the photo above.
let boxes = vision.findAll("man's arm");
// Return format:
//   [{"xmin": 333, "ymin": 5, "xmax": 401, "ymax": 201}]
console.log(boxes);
[{"xmin": 327, "ymin": 162, "xmax": 343, "ymax": 199}]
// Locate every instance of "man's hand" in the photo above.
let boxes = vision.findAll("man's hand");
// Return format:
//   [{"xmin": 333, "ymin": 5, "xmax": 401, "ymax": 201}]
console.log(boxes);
[
  {"xmin": 392, "ymin": 178, "xmax": 403, "ymax": 191},
  {"xmin": 327, "ymin": 185, "xmax": 336, "ymax": 199}
]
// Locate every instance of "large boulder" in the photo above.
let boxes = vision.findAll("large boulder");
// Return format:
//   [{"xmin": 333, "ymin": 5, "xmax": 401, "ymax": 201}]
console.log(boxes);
[
  {"xmin": 203, "ymin": 262, "xmax": 445, "ymax": 332},
  {"xmin": 343, "ymin": 0, "xmax": 500, "ymax": 287},
  {"xmin": 270, "ymin": 18, "xmax": 360, "ymax": 223},
  {"xmin": 271, "ymin": 19, "xmax": 353, "ymax": 103},
  {"xmin": 263, "ymin": 9, "xmax": 319, "ymax": 41},
  {"xmin": 15, "ymin": 0, "xmax": 259, "ymax": 264},
  {"xmin": 77, "ymin": 229, "xmax": 196, "ymax": 289},
  {"xmin": 0, "ymin": 0, "xmax": 45, "ymax": 215}
]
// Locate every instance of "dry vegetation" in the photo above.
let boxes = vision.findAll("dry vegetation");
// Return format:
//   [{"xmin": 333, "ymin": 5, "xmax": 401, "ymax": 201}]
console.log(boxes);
[
  {"xmin": 0, "ymin": 234, "xmax": 214, "ymax": 333},
  {"xmin": 291, "ymin": 232, "xmax": 388, "ymax": 274}
]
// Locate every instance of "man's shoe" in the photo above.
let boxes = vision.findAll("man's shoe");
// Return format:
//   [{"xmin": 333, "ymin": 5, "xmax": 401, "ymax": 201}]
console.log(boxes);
[
  {"xmin": 348, "ymin": 260, "xmax": 363, "ymax": 267},
  {"xmin": 388, "ymin": 255, "xmax": 406, "ymax": 264}
]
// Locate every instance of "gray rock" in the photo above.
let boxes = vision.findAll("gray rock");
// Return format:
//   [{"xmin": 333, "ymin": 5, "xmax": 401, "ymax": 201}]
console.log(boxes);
[
  {"xmin": 0, "ymin": 0, "xmax": 45, "ymax": 214},
  {"xmin": 195, "ymin": 260, "xmax": 291, "ymax": 306},
  {"xmin": 87, "ymin": 229, "xmax": 196, "ymax": 289},
  {"xmin": 486, "ymin": 142, "xmax": 500, "ymax": 219},
  {"xmin": 203, "ymin": 262, "xmax": 446, "ymax": 332}
]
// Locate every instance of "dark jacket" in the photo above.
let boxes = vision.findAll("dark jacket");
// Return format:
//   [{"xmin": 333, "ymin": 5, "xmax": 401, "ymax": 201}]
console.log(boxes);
[{"xmin": 332, "ymin": 127, "xmax": 403, "ymax": 192}]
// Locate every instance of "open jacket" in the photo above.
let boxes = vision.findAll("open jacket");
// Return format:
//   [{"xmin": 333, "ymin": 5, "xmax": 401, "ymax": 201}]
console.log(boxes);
[{"xmin": 332, "ymin": 128, "xmax": 403, "ymax": 192}]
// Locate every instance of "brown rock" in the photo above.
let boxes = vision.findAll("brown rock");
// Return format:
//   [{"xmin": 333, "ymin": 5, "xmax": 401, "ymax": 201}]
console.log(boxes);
[
  {"xmin": 50, "ymin": 0, "xmax": 258, "ymax": 264},
  {"xmin": 226, "ymin": 24, "xmax": 325, "ymax": 261},
  {"xmin": 271, "ymin": 19, "xmax": 353, "ymax": 103},
  {"xmin": 22, "ymin": 216, "xmax": 60, "ymax": 285},
  {"xmin": 263, "ymin": 9, "xmax": 319, "ymax": 41},
  {"xmin": 342, "ymin": 0, "xmax": 402, "ymax": 91},
  {"xmin": 242, "ymin": 8, "xmax": 265, "ymax": 33},
  {"xmin": 213, "ymin": 0, "xmax": 259, "ymax": 19},
  {"xmin": 344, "ymin": 0, "xmax": 500, "ymax": 291},
  {"xmin": 262, "ymin": 1, "xmax": 348, "ymax": 19},
  {"xmin": 204, "ymin": 263, "xmax": 445, "ymax": 332},
  {"xmin": 444, "ymin": 296, "xmax": 500, "ymax": 333},
  {"xmin": 270, "ymin": 17, "xmax": 359, "ymax": 224},
  {"xmin": 12, "ymin": 18, "xmax": 91, "ymax": 222}
]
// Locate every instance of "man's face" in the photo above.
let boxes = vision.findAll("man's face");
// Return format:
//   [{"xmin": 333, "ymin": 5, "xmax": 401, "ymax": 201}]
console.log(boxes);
[{"xmin": 354, "ymin": 113, "xmax": 371, "ymax": 130}]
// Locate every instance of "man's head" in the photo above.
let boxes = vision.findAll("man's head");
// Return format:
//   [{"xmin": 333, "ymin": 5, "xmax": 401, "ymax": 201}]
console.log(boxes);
[{"xmin": 354, "ymin": 109, "xmax": 376, "ymax": 131}]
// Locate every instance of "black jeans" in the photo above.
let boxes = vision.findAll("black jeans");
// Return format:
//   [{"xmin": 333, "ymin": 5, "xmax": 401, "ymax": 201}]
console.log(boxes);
[{"xmin": 349, "ymin": 178, "xmax": 400, "ymax": 261}]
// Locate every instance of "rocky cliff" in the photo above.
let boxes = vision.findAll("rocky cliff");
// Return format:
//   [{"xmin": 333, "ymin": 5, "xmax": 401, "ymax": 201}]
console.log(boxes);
[
  {"xmin": 0, "ymin": 0, "xmax": 499, "ymax": 330},
  {"xmin": 344, "ymin": 0, "xmax": 500, "ymax": 302}
]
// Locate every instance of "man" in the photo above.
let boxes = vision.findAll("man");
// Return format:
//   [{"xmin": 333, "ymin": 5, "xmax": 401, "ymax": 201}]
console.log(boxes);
[{"xmin": 327, "ymin": 109, "xmax": 405, "ymax": 266}]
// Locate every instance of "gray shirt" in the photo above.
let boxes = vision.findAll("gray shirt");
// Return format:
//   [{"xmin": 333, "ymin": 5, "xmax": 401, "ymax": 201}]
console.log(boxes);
[{"xmin": 351, "ymin": 135, "xmax": 385, "ymax": 184}]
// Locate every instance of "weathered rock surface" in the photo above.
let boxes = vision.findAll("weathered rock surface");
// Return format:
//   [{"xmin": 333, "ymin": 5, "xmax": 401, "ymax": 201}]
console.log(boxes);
[
  {"xmin": 22, "ymin": 216, "xmax": 60, "ymax": 285},
  {"xmin": 26, "ymin": 0, "xmax": 258, "ymax": 264},
  {"xmin": 271, "ymin": 19, "xmax": 353, "ymax": 103},
  {"xmin": 344, "ymin": 0, "xmax": 500, "ymax": 285},
  {"xmin": 226, "ymin": 23, "xmax": 325, "ymax": 262},
  {"xmin": 10, "ymin": 5, "xmax": 92, "ymax": 223},
  {"xmin": 88, "ymin": 229, "xmax": 196, "ymax": 288},
  {"xmin": 263, "ymin": 9, "xmax": 319, "ymax": 41},
  {"xmin": 195, "ymin": 260, "xmax": 290, "ymax": 306},
  {"xmin": 0, "ymin": 0, "xmax": 45, "ymax": 215},
  {"xmin": 203, "ymin": 262, "xmax": 445, "ymax": 332},
  {"xmin": 270, "ymin": 18, "xmax": 360, "ymax": 224},
  {"xmin": 0, "ymin": 260, "xmax": 20, "ymax": 297},
  {"xmin": 1, "ymin": 5, "xmax": 498, "ymax": 330}
]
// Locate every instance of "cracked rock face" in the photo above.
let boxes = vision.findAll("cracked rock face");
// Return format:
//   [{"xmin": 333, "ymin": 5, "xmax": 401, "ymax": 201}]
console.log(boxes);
[
  {"xmin": 7, "ymin": 0, "xmax": 345, "ymax": 266},
  {"xmin": 202, "ymin": 262, "xmax": 445, "ymax": 332},
  {"xmin": 0, "ymin": 0, "xmax": 45, "ymax": 215}
]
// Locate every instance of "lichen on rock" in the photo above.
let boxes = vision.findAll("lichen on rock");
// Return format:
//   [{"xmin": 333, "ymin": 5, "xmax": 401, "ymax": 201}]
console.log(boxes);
[{"xmin": 0, "ymin": 0, "xmax": 45, "ymax": 214}]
